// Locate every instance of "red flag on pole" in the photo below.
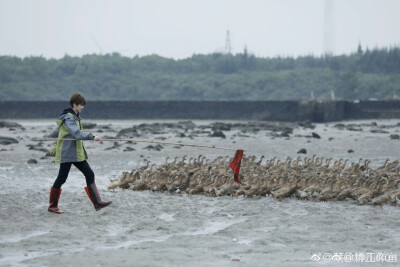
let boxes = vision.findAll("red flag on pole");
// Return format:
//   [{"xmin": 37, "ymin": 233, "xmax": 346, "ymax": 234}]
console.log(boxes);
[{"xmin": 229, "ymin": 149, "xmax": 244, "ymax": 184}]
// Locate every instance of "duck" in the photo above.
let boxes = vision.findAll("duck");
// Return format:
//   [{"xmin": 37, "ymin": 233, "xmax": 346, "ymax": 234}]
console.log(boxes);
[
  {"xmin": 318, "ymin": 179, "xmax": 336, "ymax": 202},
  {"xmin": 295, "ymin": 188, "xmax": 308, "ymax": 200},
  {"xmin": 336, "ymin": 179, "xmax": 356, "ymax": 201},
  {"xmin": 174, "ymin": 171, "xmax": 194, "ymax": 195},
  {"xmin": 215, "ymin": 177, "xmax": 235, "ymax": 197},
  {"xmin": 165, "ymin": 172, "xmax": 185, "ymax": 193},
  {"xmin": 356, "ymin": 180, "xmax": 380, "ymax": 205},
  {"xmin": 371, "ymin": 193, "xmax": 391, "ymax": 209},
  {"xmin": 243, "ymin": 178, "xmax": 262, "ymax": 198},
  {"xmin": 273, "ymin": 178, "xmax": 299, "ymax": 201},
  {"xmin": 187, "ymin": 176, "xmax": 205, "ymax": 196},
  {"xmin": 234, "ymin": 180, "xmax": 252, "ymax": 198},
  {"xmin": 256, "ymin": 179, "xmax": 274, "ymax": 198}
]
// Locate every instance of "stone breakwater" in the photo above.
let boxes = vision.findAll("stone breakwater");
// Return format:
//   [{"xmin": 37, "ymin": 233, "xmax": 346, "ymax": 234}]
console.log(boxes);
[
  {"xmin": 2, "ymin": 100, "xmax": 400, "ymax": 122},
  {"xmin": 108, "ymin": 155, "xmax": 400, "ymax": 207}
]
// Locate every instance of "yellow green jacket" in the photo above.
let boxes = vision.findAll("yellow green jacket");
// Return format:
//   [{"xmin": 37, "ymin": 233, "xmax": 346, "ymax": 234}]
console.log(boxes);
[{"xmin": 52, "ymin": 108, "xmax": 94, "ymax": 164}]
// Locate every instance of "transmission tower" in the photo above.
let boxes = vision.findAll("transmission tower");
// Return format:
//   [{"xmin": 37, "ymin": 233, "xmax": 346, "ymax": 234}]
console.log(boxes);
[
  {"xmin": 324, "ymin": 0, "xmax": 335, "ymax": 55},
  {"xmin": 225, "ymin": 30, "xmax": 232, "ymax": 54}
]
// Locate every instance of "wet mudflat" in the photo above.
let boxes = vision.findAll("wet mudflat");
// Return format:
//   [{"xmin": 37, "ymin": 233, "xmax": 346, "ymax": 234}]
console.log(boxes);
[{"xmin": 0, "ymin": 119, "xmax": 399, "ymax": 266}]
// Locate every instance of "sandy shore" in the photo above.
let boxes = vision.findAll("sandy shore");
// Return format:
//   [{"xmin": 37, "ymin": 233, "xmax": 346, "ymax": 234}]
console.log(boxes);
[{"xmin": 0, "ymin": 119, "xmax": 399, "ymax": 266}]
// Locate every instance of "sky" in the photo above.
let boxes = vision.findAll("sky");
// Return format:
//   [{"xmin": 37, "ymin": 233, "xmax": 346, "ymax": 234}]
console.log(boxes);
[{"xmin": 0, "ymin": 0, "xmax": 399, "ymax": 59}]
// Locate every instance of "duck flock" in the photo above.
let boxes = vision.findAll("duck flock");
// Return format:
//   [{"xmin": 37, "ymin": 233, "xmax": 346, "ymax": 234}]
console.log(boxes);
[{"xmin": 107, "ymin": 155, "xmax": 400, "ymax": 207}]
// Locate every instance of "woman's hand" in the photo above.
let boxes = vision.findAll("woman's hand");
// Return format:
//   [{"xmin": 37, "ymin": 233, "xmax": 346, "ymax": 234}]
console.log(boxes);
[
  {"xmin": 94, "ymin": 136, "xmax": 102, "ymax": 141},
  {"xmin": 50, "ymin": 150, "xmax": 55, "ymax": 156}
]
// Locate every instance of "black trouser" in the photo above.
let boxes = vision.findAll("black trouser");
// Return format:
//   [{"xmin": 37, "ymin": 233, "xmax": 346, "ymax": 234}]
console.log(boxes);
[{"xmin": 53, "ymin": 160, "xmax": 95, "ymax": 189}]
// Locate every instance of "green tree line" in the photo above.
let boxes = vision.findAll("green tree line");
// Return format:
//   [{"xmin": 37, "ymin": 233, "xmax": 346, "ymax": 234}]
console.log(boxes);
[{"xmin": 0, "ymin": 45, "xmax": 399, "ymax": 101}]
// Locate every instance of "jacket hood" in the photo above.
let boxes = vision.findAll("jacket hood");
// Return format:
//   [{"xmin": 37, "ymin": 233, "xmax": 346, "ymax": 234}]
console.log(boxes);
[
  {"xmin": 57, "ymin": 108, "xmax": 80, "ymax": 128},
  {"xmin": 60, "ymin": 108, "xmax": 79, "ymax": 117}
]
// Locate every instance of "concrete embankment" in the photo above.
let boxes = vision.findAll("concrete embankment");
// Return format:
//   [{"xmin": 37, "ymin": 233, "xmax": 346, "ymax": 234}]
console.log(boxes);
[{"xmin": 1, "ymin": 100, "xmax": 400, "ymax": 122}]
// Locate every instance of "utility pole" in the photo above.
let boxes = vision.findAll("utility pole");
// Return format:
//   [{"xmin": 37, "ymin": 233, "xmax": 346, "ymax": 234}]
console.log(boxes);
[{"xmin": 324, "ymin": 0, "xmax": 335, "ymax": 55}]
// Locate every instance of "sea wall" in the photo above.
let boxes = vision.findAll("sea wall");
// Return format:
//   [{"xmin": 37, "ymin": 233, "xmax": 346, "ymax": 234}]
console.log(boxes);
[{"xmin": 1, "ymin": 100, "xmax": 400, "ymax": 122}]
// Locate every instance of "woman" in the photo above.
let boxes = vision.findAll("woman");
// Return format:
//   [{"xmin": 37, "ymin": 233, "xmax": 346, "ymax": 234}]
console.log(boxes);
[{"xmin": 48, "ymin": 93, "xmax": 112, "ymax": 214}]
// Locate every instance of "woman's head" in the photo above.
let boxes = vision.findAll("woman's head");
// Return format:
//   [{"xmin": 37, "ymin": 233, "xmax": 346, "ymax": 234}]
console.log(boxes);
[{"xmin": 70, "ymin": 93, "xmax": 86, "ymax": 113}]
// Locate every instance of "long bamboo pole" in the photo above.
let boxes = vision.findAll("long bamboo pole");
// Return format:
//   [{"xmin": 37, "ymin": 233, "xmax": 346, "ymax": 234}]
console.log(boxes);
[{"xmin": 33, "ymin": 138, "xmax": 236, "ymax": 151}]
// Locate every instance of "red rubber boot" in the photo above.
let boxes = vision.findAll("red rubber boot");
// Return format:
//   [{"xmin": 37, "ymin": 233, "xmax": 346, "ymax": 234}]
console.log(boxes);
[
  {"xmin": 84, "ymin": 183, "xmax": 112, "ymax": 211},
  {"xmin": 48, "ymin": 187, "xmax": 64, "ymax": 214}
]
